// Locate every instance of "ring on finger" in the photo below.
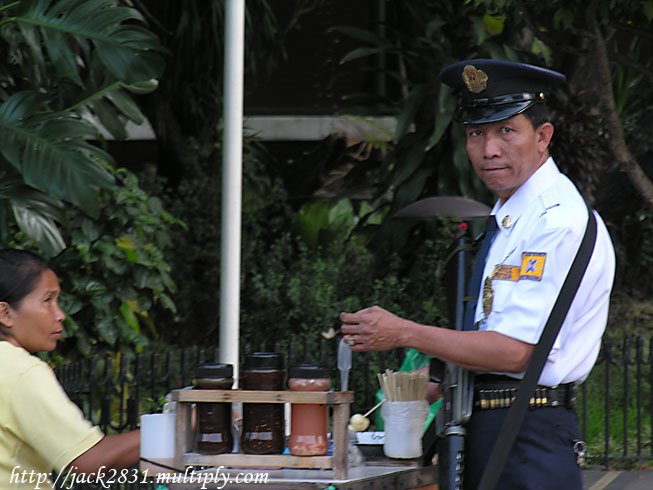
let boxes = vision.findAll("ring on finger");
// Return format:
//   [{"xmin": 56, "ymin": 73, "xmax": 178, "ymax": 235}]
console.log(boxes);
[{"xmin": 346, "ymin": 335, "xmax": 355, "ymax": 346}]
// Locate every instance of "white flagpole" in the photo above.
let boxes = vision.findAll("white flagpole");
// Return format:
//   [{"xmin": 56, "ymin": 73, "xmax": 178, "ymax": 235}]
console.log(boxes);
[{"xmin": 219, "ymin": 0, "xmax": 245, "ymax": 384}]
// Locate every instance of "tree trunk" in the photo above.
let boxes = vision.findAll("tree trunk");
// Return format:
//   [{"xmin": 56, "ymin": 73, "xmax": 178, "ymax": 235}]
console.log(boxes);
[{"xmin": 589, "ymin": 15, "xmax": 653, "ymax": 209}]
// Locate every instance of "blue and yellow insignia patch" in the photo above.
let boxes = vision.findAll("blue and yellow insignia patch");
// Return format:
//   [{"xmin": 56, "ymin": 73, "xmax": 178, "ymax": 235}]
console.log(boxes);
[{"xmin": 520, "ymin": 252, "xmax": 546, "ymax": 281}]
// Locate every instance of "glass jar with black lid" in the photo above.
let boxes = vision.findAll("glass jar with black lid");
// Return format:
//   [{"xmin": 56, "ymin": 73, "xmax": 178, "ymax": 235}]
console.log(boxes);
[
  {"xmin": 194, "ymin": 363, "xmax": 234, "ymax": 454},
  {"xmin": 240, "ymin": 352, "xmax": 285, "ymax": 454}
]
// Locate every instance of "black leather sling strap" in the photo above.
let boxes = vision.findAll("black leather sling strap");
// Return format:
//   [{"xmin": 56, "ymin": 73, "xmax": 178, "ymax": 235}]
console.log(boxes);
[{"xmin": 477, "ymin": 203, "xmax": 598, "ymax": 490}]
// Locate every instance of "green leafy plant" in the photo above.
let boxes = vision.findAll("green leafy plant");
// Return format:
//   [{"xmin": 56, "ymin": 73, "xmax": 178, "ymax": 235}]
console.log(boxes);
[
  {"xmin": 0, "ymin": 0, "xmax": 165, "ymax": 255},
  {"xmin": 331, "ymin": 1, "xmax": 499, "ymax": 252},
  {"xmin": 145, "ymin": 130, "xmax": 292, "ymax": 345},
  {"xmin": 293, "ymin": 198, "xmax": 385, "ymax": 249},
  {"xmin": 241, "ymin": 228, "xmax": 453, "ymax": 348},
  {"xmin": 13, "ymin": 166, "xmax": 184, "ymax": 359}
]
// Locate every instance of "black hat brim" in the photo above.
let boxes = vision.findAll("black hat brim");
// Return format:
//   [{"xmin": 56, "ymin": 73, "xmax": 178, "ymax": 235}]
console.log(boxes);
[{"xmin": 457, "ymin": 99, "xmax": 536, "ymax": 125}]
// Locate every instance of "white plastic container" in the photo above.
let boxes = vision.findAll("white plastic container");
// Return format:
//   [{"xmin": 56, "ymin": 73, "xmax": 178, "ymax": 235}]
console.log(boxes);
[
  {"xmin": 140, "ymin": 413, "xmax": 175, "ymax": 459},
  {"xmin": 381, "ymin": 400, "xmax": 428, "ymax": 459}
]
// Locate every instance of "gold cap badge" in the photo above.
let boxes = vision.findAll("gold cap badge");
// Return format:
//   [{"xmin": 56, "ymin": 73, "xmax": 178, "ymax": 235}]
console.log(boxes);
[{"xmin": 462, "ymin": 65, "xmax": 488, "ymax": 93}]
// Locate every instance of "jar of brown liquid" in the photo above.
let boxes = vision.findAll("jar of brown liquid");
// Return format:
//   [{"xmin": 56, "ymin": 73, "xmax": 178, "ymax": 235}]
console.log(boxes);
[
  {"xmin": 194, "ymin": 363, "xmax": 234, "ymax": 454},
  {"xmin": 288, "ymin": 364, "xmax": 331, "ymax": 456},
  {"xmin": 240, "ymin": 352, "xmax": 285, "ymax": 454}
]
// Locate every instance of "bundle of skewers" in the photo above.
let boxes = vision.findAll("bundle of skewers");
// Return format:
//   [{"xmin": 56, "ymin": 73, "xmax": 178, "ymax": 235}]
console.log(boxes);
[
  {"xmin": 377, "ymin": 369, "xmax": 429, "ymax": 402},
  {"xmin": 349, "ymin": 369, "xmax": 429, "ymax": 431}
]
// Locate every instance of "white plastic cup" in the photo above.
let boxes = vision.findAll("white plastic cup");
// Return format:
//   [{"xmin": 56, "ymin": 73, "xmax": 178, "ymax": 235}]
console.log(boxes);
[
  {"xmin": 381, "ymin": 400, "xmax": 428, "ymax": 459},
  {"xmin": 140, "ymin": 413, "xmax": 175, "ymax": 459}
]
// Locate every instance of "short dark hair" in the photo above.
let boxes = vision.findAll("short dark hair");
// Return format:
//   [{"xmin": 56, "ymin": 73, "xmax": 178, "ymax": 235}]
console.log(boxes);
[
  {"xmin": 522, "ymin": 102, "xmax": 552, "ymax": 129},
  {"xmin": 0, "ymin": 249, "xmax": 50, "ymax": 309}
]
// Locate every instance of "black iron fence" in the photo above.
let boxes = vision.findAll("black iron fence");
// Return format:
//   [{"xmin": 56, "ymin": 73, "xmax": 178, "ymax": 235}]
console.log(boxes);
[
  {"xmin": 577, "ymin": 334, "xmax": 653, "ymax": 468},
  {"xmin": 56, "ymin": 334, "xmax": 652, "ymax": 469}
]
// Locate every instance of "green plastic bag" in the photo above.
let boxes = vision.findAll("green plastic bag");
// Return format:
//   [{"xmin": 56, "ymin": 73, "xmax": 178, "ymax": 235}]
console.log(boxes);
[{"xmin": 374, "ymin": 348, "xmax": 442, "ymax": 431}]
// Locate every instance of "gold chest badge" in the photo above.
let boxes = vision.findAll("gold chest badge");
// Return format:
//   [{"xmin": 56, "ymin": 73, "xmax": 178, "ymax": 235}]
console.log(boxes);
[
  {"xmin": 482, "ymin": 275, "xmax": 494, "ymax": 317},
  {"xmin": 482, "ymin": 265, "xmax": 520, "ymax": 317}
]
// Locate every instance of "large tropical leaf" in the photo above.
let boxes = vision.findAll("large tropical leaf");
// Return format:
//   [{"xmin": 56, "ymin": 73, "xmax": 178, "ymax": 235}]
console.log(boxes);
[
  {"xmin": 428, "ymin": 84, "xmax": 455, "ymax": 150},
  {"xmin": 395, "ymin": 86, "xmax": 429, "ymax": 140},
  {"xmin": 2, "ymin": 0, "xmax": 164, "ymax": 139},
  {"xmin": 0, "ymin": 178, "xmax": 66, "ymax": 256},
  {"xmin": 0, "ymin": 92, "xmax": 115, "ymax": 217},
  {"xmin": 90, "ymin": 96, "xmax": 127, "ymax": 140},
  {"xmin": 12, "ymin": 201, "xmax": 66, "ymax": 257},
  {"xmin": 69, "ymin": 78, "xmax": 150, "ymax": 138},
  {"xmin": 13, "ymin": 0, "xmax": 164, "ymax": 84}
]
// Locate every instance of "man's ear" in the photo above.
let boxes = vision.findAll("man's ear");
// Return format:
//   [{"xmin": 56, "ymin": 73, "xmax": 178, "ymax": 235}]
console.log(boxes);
[
  {"xmin": 536, "ymin": 122, "xmax": 554, "ymax": 151},
  {"xmin": 0, "ymin": 302, "xmax": 15, "ymax": 328}
]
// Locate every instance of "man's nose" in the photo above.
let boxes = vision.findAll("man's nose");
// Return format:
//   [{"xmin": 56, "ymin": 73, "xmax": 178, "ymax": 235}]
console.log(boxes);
[{"xmin": 483, "ymin": 134, "xmax": 502, "ymax": 158}]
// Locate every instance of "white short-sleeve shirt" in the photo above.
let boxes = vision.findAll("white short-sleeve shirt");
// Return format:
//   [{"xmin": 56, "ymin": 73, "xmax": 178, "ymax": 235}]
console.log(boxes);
[{"xmin": 475, "ymin": 157, "xmax": 615, "ymax": 387}]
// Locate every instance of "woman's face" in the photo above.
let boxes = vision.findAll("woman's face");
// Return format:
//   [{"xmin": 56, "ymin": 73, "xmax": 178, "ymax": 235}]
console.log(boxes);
[{"xmin": 1, "ymin": 269, "xmax": 66, "ymax": 353}]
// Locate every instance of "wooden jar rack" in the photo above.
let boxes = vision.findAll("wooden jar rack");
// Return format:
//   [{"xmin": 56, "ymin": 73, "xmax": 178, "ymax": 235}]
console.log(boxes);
[{"xmin": 171, "ymin": 389, "xmax": 354, "ymax": 480}]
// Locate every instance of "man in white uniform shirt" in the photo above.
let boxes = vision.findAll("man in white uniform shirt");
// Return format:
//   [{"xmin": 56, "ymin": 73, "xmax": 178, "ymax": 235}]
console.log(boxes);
[{"xmin": 340, "ymin": 59, "xmax": 615, "ymax": 489}]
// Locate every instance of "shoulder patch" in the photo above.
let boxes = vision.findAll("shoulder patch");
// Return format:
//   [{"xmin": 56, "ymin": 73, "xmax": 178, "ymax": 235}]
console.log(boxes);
[{"xmin": 520, "ymin": 252, "xmax": 546, "ymax": 281}]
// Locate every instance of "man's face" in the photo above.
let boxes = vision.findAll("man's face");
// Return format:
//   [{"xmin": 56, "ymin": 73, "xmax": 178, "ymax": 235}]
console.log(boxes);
[{"xmin": 465, "ymin": 114, "xmax": 553, "ymax": 202}]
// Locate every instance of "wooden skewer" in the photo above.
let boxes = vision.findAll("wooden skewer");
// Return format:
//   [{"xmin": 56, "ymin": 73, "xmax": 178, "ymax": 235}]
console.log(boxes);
[
  {"xmin": 363, "ymin": 399, "xmax": 385, "ymax": 418},
  {"xmin": 377, "ymin": 370, "xmax": 429, "ymax": 402}
]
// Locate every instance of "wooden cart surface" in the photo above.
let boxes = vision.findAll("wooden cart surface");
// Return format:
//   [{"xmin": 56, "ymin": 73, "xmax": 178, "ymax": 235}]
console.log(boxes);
[{"xmin": 140, "ymin": 388, "xmax": 438, "ymax": 489}]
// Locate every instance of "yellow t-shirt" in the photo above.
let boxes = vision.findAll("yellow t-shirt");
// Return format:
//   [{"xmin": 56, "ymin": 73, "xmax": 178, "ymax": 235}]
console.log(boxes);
[{"xmin": 0, "ymin": 342, "xmax": 104, "ymax": 489}]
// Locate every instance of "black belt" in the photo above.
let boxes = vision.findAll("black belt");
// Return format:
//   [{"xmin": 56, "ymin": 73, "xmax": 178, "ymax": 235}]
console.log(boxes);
[{"xmin": 473, "ymin": 375, "xmax": 577, "ymax": 410}]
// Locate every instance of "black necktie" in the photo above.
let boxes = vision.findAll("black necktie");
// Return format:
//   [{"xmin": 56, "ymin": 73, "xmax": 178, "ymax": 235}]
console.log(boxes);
[{"xmin": 464, "ymin": 215, "xmax": 499, "ymax": 330}]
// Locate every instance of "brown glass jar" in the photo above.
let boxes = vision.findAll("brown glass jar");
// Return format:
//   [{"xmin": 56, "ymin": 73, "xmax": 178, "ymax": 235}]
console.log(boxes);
[
  {"xmin": 288, "ymin": 364, "xmax": 331, "ymax": 456},
  {"xmin": 194, "ymin": 363, "xmax": 234, "ymax": 455},
  {"xmin": 240, "ymin": 352, "xmax": 285, "ymax": 454}
]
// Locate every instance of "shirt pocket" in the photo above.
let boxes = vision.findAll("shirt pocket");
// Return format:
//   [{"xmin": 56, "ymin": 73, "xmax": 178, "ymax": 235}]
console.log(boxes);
[{"xmin": 487, "ymin": 274, "xmax": 517, "ymax": 317}]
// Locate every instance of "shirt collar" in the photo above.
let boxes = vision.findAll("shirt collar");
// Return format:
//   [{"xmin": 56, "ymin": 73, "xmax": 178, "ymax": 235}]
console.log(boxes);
[{"xmin": 491, "ymin": 157, "xmax": 560, "ymax": 233}]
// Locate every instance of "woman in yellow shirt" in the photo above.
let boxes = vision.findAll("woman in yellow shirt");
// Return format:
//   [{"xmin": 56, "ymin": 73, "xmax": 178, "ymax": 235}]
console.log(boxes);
[{"xmin": 0, "ymin": 249, "xmax": 140, "ymax": 489}]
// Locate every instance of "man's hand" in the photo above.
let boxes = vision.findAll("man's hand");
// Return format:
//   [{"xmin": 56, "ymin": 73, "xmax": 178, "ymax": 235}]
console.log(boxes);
[
  {"xmin": 339, "ymin": 305, "xmax": 410, "ymax": 351},
  {"xmin": 340, "ymin": 305, "xmax": 534, "ymax": 372}
]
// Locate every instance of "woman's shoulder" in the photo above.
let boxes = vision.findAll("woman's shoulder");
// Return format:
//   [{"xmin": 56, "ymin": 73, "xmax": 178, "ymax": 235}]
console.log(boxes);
[{"xmin": 0, "ymin": 341, "xmax": 51, "ymax": 379}]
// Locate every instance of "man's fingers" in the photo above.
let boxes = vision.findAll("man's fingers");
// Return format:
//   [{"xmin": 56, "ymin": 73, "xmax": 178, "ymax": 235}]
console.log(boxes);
[
  {"xmin": 340, "ymin": 305, "xmax": 380, "ymax": 322},
  {"xmin": 339, "ymin": 311, "xmax": 359, "ymax": 323}
]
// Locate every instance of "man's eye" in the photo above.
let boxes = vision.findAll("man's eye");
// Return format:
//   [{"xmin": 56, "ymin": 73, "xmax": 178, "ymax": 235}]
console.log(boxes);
[
  {"xmin": 469, "ymin": 129, "xmax": 482, "ymax": 137},
  {"xmin": 500, "ymin": 127, "xmax": 513, "ymax": 133}
]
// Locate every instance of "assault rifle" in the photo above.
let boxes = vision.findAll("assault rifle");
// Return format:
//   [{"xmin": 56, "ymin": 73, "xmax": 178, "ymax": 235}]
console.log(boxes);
[
  {"xmin": 425, "ymin": 231, "xmax": 474, "ymax": 490},
  {"xmin": 394, "ymin": 196, "xmax": 490, "ymax": 490}
]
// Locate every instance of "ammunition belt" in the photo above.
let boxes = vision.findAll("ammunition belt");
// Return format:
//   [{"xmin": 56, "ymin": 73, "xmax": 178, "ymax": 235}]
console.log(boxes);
[{"xmin": 473, "ymin": 375, "xmax": 577, "ymax": 410}]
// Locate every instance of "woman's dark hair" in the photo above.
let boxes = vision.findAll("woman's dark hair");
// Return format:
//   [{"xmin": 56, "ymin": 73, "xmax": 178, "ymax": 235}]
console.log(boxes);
[{"xmin": 0, "ymin": 249, "xmax": 50, "ymax": 308}]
